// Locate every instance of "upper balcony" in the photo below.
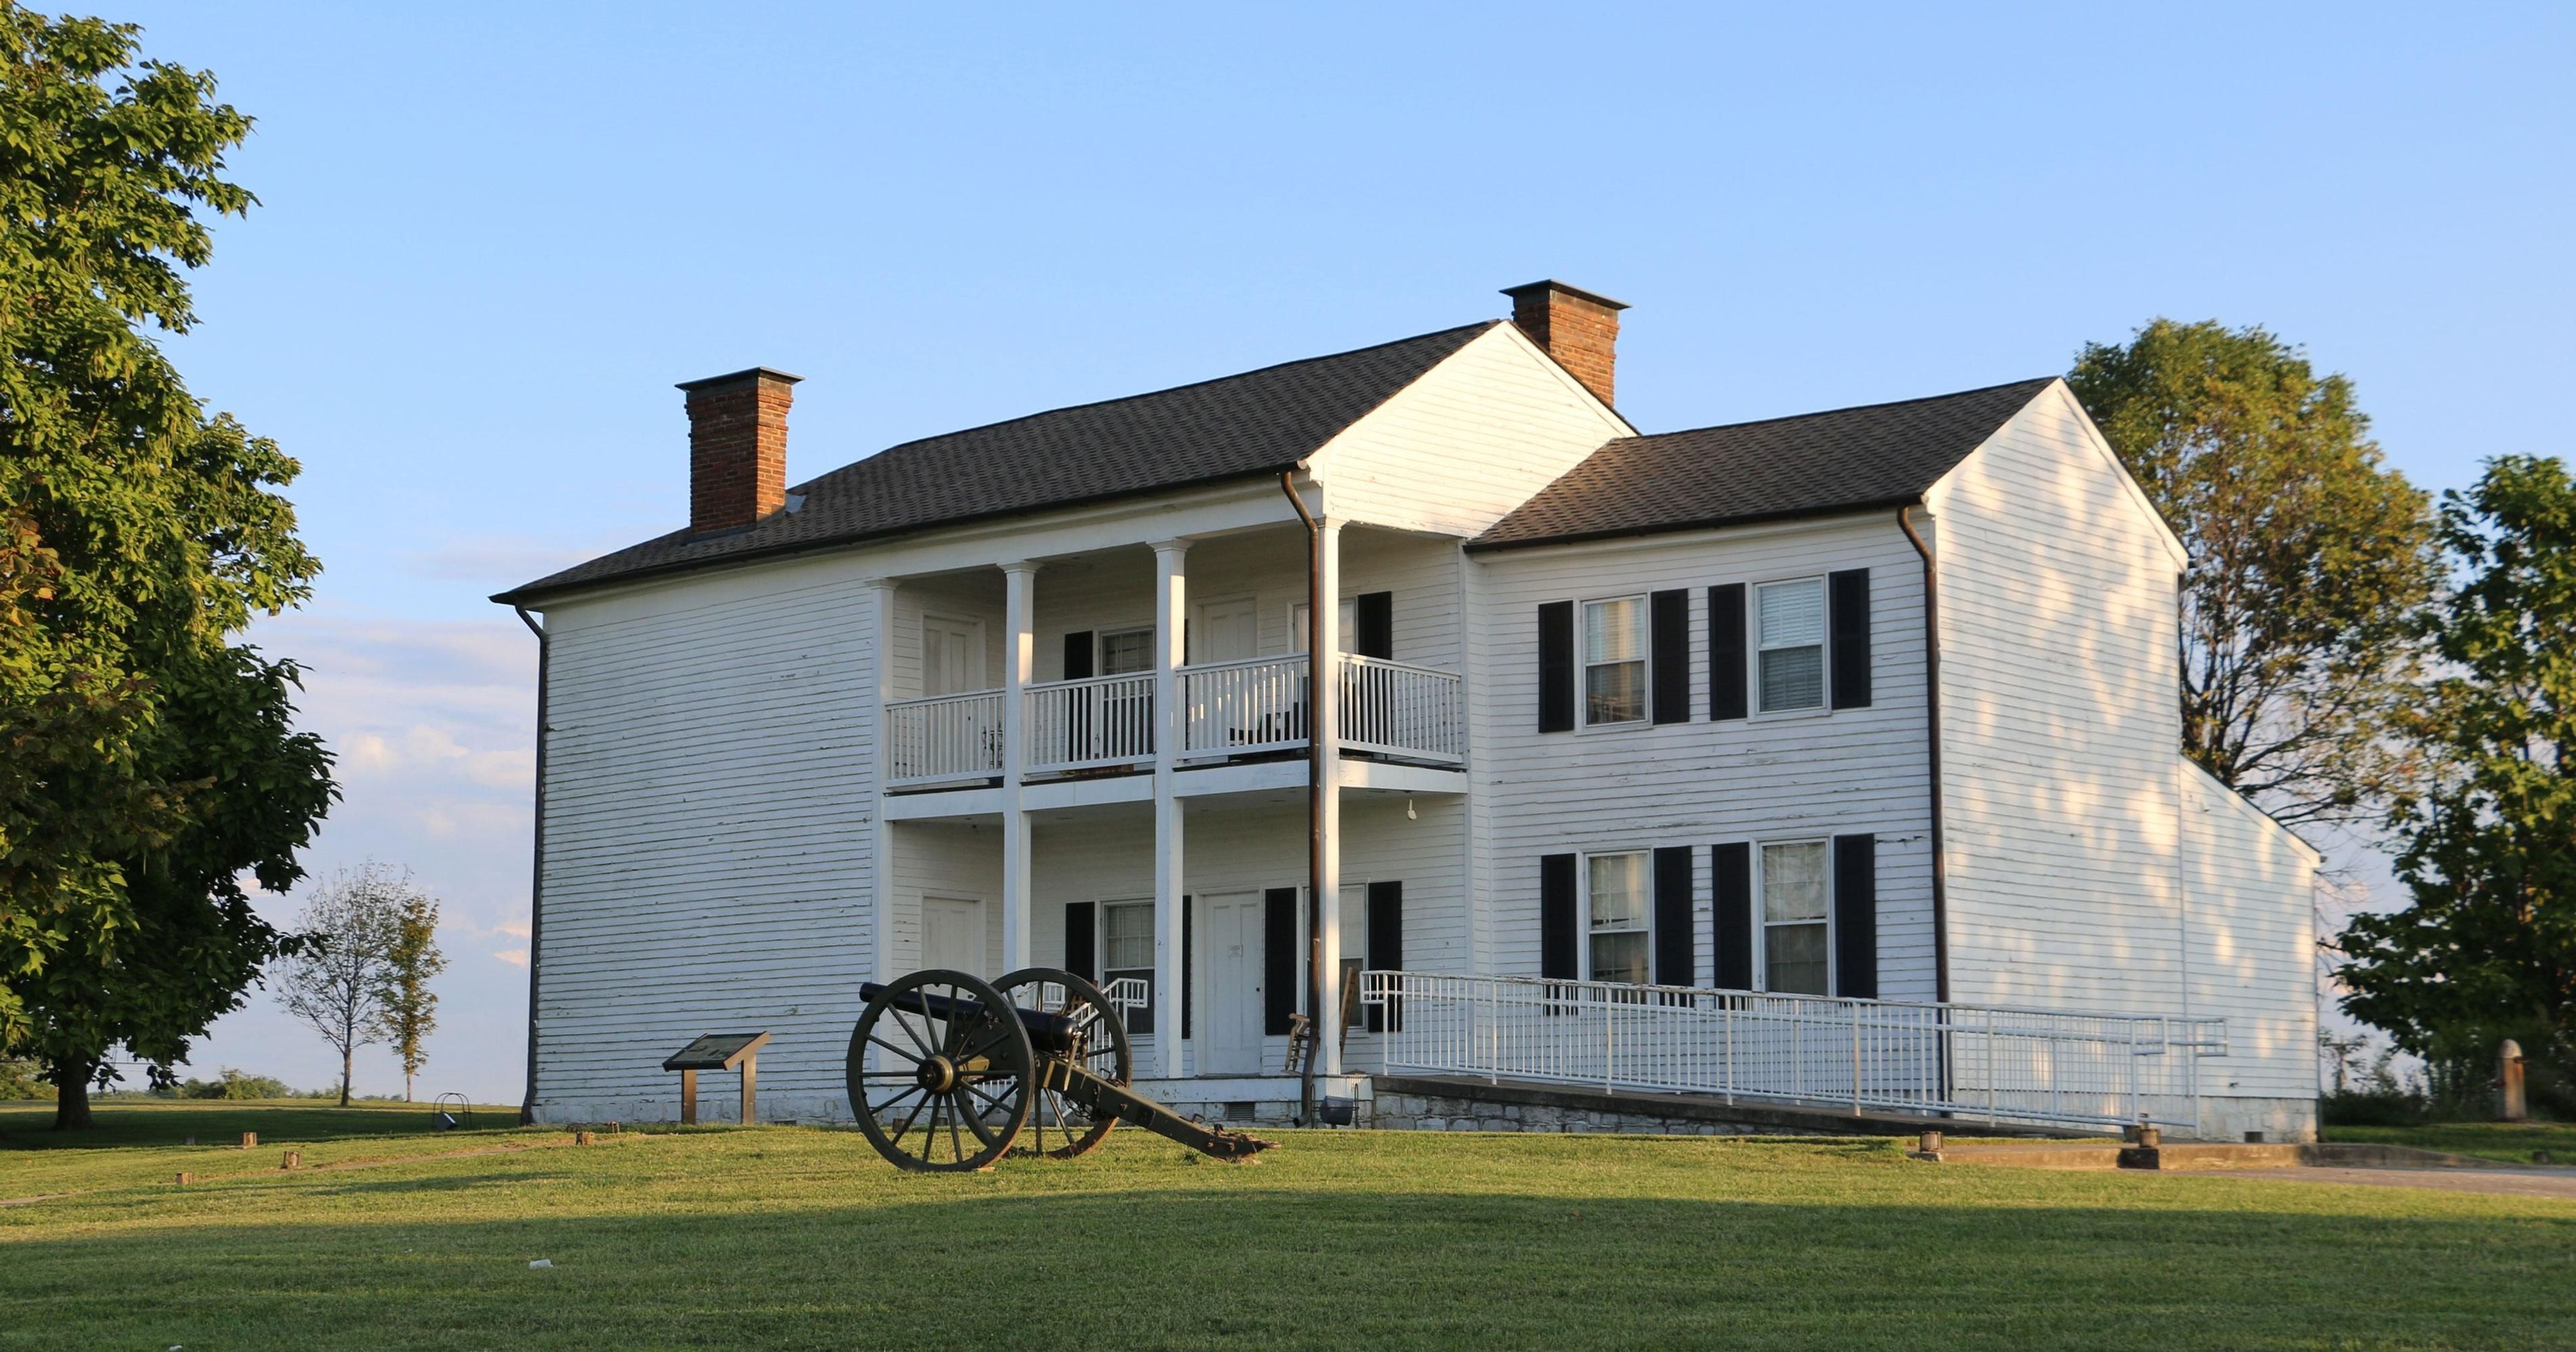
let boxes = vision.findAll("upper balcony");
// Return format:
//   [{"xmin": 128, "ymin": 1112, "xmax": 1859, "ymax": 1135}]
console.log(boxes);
[{"xmin": 885, "ymin": 651, "xmax": 1463, "ymax": 789}]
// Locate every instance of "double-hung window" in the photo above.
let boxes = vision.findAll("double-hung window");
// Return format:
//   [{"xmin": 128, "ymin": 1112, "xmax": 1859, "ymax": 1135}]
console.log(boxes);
[
  {"xmin": 1756, "ymin": 579, "xmax": 1827, "ymax": 712},
  {"xmin": 1586, "ymin": 852, "xmax": 1650, "ymax": 984},
  {"xmin": 1099, "ymin": 899, "xmax": 1156, "ymax": 1035},
  {"xmin": 1760, "ymin": 840, "xmax": 1829, "ymax": 995},
  {"xmin": 1097, "ymin": 628, "xmax": 1155, "ymax": 676},
  {"xmin": 1582, "ymin": 597, "xmax": 1647, "ymax": 726}
]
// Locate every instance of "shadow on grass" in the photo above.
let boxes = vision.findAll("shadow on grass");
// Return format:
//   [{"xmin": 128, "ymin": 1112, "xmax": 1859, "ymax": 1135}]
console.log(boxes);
[
  {"xmin": 0, "ymin": 1102, "xmax": 526, "ymax": 1151},
  {"xmin": 3, "ymin": 1184, "xmax": 2571, "ymax": 1351}
]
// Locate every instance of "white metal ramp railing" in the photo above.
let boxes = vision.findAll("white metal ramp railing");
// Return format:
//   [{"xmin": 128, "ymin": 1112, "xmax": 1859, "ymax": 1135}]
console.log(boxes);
[{"xmin": 1360, "ymin": 970, "xmax": 2226, "ymax": 1133}]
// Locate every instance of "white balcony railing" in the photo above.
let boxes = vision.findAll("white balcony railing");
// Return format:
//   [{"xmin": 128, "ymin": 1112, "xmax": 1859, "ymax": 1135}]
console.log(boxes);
[
  {"xmin": 1339, "ymin": 655, "xmax": 1464, "ymax": 764},
  {"xmin": 1362, "ymin": 970, "xmax": 2227, "ymax": 1133},
  {"xmin": 883, "ymin": 689, "xmax": 1004, "ymax": 787},
  {"xmin": 1024, "ymin": 672, "xmax": 1157, "ymax": 773},
  {"xmin": 887, "ymin": 655, "xmax": 1468, "ymax": 786},
  {"xmin": 1181, "ymin": 654, "xmax": 1310, "ymax": 757}
]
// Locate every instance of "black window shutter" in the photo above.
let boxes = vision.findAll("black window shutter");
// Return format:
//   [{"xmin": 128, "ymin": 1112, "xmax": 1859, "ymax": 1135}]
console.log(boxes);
[
  {"xmin": 1062, "ymin": 630, "xmax": 1094, "ymax": 680},
  {"xmin": 1830, "ymin": 569, "xmax": 1872, "ymax": 709},
  {"xmin": 1709, "ymin": 585, "xmax": 1748, "ymax": 722},
  {"xmin": 1833, "ymin": 834, "xmax": 1878, "ymax": 999},
  {"xmin": 1540, "ymin": 853, "xmax": 1578, "ymax": 979},
  {"xmin": 1650, "ymin": 588, "xmax": 1689, "ymax": 724},
  {"xmin": 1713, "ymin": 842, "xmax": 1753, "ymax": 989},
  {"xmin": 1355, "ymin": 591, "xmax": 1394, "ymax": 660},
  {"xmin": 1537, "ymin": 600, "xmax": 1574, "ymax": 732},
  {"xmin": 1364, "ymin": 880, "xmax": 1402, "ymax": 1031},
  {"xmin": 1263, "ymin": 887, "xmax": 1297, "ymax": 1035},
  {"xmin": 1653, "ymin": 846, "xmax": 1694, "ymax": 987},
  {"xmin": 1182, "ymin": 895, "xmax": 1194, "ymax": 1040},
  {"xmin": 1063, "ymin": 901, "xmax": 1095, "ymax": 982}
]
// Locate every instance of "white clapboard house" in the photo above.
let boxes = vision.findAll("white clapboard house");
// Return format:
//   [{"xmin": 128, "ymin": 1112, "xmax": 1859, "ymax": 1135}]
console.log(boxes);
[{"xmin": 496, "ymin": 282, "xmax": 2320, "ymax": 1141}]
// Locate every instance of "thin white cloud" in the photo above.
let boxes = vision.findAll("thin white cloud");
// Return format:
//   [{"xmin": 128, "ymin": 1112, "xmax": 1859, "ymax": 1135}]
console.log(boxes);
[
  {"xmin": 401, "ymin": 532, "xmax": 629, "ymax": 587},
  {"xmin": 188, "ymin": 608, "xmax": 547, "ymax": 1101}
]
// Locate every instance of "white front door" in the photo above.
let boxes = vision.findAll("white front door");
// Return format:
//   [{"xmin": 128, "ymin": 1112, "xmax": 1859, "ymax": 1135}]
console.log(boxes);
[
  {"xmin": 922, "ymin": 895, "xmax": 986, "ymax": 976},
  {"xmin": 922, "ymin": 615, "xmax": 985, "ymax": 697},
  {"xmin": 1195, "ymin": 596, "xmax": 1258, "ymax": 663},
  {"xmin": 1201, "ymin": 891, "xmax": 1265, "ymax": 1075}
]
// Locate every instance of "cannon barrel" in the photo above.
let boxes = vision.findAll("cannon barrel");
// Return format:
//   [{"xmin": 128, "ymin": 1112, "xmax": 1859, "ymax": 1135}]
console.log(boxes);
[{"xmin": 857, "ymin": 980, "xmax": 1081, "ymax": 1058}]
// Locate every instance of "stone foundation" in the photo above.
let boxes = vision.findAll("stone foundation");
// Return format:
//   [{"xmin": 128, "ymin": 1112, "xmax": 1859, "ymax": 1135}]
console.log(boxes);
[
  {"xmin": 1372, "ymin": 1090, "xmax": 1834, "ymax": 1135},
  {"xmin": 2191, "ymin": 1096, "xmax": 2320, "ymax": 1144}
]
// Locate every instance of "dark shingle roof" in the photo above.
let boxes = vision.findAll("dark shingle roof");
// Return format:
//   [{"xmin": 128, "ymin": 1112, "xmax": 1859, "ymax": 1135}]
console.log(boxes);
[
  {"xmin": 496, "ymin": 322, "xmax": 1499, "ymax": 603},
  {"xmin": 1468, "ymin": 377, "xmax": 2058, "ymax": 551}
]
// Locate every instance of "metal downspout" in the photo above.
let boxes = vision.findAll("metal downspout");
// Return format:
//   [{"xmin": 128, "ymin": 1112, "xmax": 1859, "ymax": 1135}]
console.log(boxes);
[
  {"xmin": 1281, "ymin": 470, "xmax": 1323, "ymax": 1125},
  {"xmin": 513, "ymin": 604, "xmax": 550, "ymax": 1125},
  {"xmin": 1897, "ymin": 506, "xmax": 1949, "ymax": 1005}
]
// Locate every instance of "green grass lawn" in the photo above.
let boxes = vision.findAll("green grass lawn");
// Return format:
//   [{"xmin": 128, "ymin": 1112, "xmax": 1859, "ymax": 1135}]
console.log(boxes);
[
  {"xmin": 2323, "ymin": 1119, "xmax": 2576, "ymax": 1166},
  {"xmin": 5, "ymin": 1103, "xmax": 2573, "ymax": 1351}
]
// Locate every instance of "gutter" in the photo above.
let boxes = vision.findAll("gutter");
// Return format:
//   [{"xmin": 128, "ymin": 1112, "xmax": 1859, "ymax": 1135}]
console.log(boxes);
[
  {"xmin": 1896, "ymin": 506, "xmax": 1949, "ymax": 1005},
  {"xmin": 1279, "ymin": 470, "xmax": 1323, "ymax": 1126},
  {"xmin": 513, "ymin": 604, "xmax": 551, "ymax": 1125}
]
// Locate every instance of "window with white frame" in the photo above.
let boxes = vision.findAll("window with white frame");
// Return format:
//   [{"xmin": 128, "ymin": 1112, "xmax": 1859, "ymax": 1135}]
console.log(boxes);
[
  {"xmin": 1760, "ymin": 840, "xmax": 1830, "ymax": 995},
  {"xmin": 1288, "ymin": 599, "xmax": 1357, "ymax": 655},
  {"xmin": 1587, "ymin": 851, "xmax": 1650, "ymax": 984},
  {"xmin": 1098, "ymin": 628, "xmax": 1155, "ymax": 677},
  {"xmin": 1582, "ymin": 597, "xmax": 1647, "ymax": 726},
  {"xmin": 1757, "ymin": 579, "xmax": 1827, "ymax": 712},
  {"xmin": 1099, "ymin": 899, "xmax": 1157, "ymax": 1035}
]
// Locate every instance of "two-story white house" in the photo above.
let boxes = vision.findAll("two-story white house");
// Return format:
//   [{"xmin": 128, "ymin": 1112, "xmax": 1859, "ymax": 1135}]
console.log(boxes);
[{"xmin": 495, "ymin": 282, "xmax": 2320, "ymax": 1141}]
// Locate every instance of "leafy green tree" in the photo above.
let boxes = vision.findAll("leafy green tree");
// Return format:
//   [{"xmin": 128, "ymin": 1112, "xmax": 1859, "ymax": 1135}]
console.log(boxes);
[
  {"xmin": 0, "ymin": 7, "xmax": 333, "ymax": 1128},
  {"xmin": 371, "ymin": 882, "xmax": 445, "ymax": 1102},
  {"xmin": 2070, "ymin": 321, "xmax": 2438, "ymax": 825},
  {"xmin": 278, "ymin": 868, "xmax": 401, "ymax": 1108},
  {"xmin": 2339, "ymin": 456, "xmax": 2576, "ymax": 1106}
]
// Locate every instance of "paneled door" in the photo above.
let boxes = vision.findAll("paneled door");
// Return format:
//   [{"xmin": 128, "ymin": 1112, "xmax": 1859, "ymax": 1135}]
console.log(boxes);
[
  {"xmin": 1194, "ymin": 596, "xmax": 1258, "ymax": 663},
  {"xmin": 1201, "ymin": 891, "xmax": 1265, "ymax": 1075},
  {"xmin": 922, "ymin": 615, "xmax": 985, "ymax": 697},
  {"xmin": 922, "ymin": 895, "xmax": 986, "ymax": 976}
]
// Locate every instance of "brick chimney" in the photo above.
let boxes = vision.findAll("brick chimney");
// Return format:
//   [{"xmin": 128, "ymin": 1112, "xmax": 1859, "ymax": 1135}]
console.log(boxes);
[
  {"xmin": 1502, "ymin": 280, "xmax": 1629, "ymax": 408},
  {"xmin": 678, "ymin": 367, "xmax": 802, "ymax": 535}
]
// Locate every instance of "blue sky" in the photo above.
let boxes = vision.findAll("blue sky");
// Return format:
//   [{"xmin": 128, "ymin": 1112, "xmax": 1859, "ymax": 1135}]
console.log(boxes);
[{"xmin": 119, "ymin": 3, "xmax": 2570, "ymax": 1102}]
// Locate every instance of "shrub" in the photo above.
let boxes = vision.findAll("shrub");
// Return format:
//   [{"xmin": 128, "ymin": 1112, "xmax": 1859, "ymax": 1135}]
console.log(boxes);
[
  {"xmin": 175, "ymin": 1068, "xmax": 299, "ymax": 1100},
  {"xmin": 0, "ymin": 1058, "xmax": 45, "ymax": 1099}
]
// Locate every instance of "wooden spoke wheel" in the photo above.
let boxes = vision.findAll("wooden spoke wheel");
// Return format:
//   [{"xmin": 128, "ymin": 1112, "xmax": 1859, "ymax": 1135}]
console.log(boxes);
[
  {"xmin": 992, "ymin": 967, "xmax": 1132, "ymax": 1159},
  {"xmin": 846, "ymin": 969, "xmax": 1033, "ymax": 1172}
]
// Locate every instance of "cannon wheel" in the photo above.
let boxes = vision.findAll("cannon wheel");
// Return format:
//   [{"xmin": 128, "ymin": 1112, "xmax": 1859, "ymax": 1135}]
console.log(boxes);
[
  {"xmin": 846, "ymin": 968, "xmax": 1033, "ymax": 1172},
  {"xmin": 993, "ymin": 967, "xmax": 1132, "ymax": 1159}
]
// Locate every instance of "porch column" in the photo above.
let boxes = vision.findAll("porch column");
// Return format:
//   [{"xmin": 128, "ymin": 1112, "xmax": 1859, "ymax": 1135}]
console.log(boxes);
[
  {"xmin": 864, "ymin": 578, "xmax": 900, "ymax": 984},
  {"xmin": 1150, "ymin": 539, "xmax": 1189, "ymax": 1079},
  {"xmin": 1000, "ymin": 560, "xmax": 1037, "ymax": 974},
  {"xmin": 1315, "ymin": 520, "xmax": 1344, "ymax": 1077}
]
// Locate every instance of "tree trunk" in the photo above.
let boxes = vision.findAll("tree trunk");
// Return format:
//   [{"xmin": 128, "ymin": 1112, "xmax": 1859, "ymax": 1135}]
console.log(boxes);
[
  {"xmin": 339, "ymin": 1048, "xmax": 352, "ymax": 1107},
  {"xmin": 52, "ymin": 1058, "xmax": 97, "ymax": 1131},
  {"xmin": 405, "ymin": 1069, "xmax": 414, "ymax": 1103}
]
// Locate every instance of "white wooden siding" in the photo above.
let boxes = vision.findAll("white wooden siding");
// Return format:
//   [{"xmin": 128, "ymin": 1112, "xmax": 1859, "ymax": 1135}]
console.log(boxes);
[
  {"xmin": 1466, "ymin": 516, "xmax": 1939, "ymax": 1001},
  {"xmin": 1036, "ymin": 529, "xmax": 1462, "ymax": 682},
  {"xmin": 1930, "ymin": 382, "xmax": 2192, "ymax": 1014},
  {"xmin": 1313, "ymin": 323, "xmax": 1629, "ymax": 537},
  {"xmin": 2182, "ymin": 763, "xmax": 2319, "ymax": 1103},
  {"xmin": 533, "ymin": 555, "xmax": 880, "ymax": 1123},
  {"xmin": 889, "ymin": 820, "xmax": 1006, "ymax": 975}
]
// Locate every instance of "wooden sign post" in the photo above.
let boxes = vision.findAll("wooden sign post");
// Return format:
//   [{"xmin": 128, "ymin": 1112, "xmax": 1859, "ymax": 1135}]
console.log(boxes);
[
  {"xmin": 660, "ymin": 1031, "xmax": 771, "ymax": 1126},
  {"xmin": 2500, "ymin": 1039, "xmax": 2528, "ymax": 1121}
]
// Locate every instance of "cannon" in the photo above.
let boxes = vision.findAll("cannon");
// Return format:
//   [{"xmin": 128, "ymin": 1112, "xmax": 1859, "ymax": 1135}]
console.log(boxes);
[{"xmin": 846, "ymin": 966, "xmax": 1274, "ymax": 1172}]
